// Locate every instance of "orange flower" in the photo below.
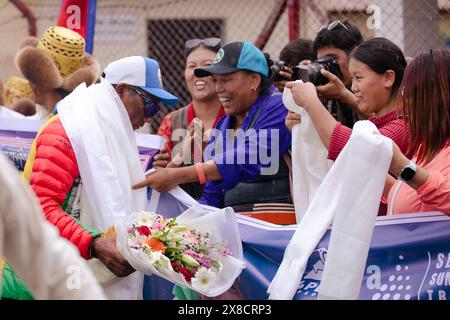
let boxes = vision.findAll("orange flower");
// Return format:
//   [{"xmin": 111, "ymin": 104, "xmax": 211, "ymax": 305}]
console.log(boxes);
[{"xmin": 145, "ymin": 238, "xmax": 166, "ymax": 253}]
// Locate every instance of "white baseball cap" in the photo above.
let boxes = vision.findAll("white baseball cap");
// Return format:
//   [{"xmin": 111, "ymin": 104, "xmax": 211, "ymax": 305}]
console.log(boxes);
[{"xmin": 103, "ymin": 56, "xmax": 179, "ymax": 106}]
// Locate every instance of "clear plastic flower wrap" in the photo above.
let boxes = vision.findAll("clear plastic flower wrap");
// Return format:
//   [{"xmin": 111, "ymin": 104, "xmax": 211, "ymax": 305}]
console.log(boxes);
[{"xmin": 116, "ymin": 203, "xmax": 245, "ymax": 297}]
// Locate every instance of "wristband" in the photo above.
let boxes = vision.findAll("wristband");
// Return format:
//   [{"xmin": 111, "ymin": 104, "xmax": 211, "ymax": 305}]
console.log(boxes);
[{"xmin": 195, "ymin": 163, "xmax": 207, "ymax": 185}]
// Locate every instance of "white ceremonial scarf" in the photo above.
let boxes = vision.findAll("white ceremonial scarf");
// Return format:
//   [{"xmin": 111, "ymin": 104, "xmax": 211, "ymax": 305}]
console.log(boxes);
[
  {"xmin": 268, "ymin": 120, "xmax": 392, "ymax": 300},
  {"xmin": 0, "ymin": 105, "xmax": 25, "ymax": 119},
  {"xmin": 282, "ymin": 85, "xmax": 332, "ymax": 223},
  {"xmin": 58, "ymin": 79, "xmax": 147, "ymax": 300}
]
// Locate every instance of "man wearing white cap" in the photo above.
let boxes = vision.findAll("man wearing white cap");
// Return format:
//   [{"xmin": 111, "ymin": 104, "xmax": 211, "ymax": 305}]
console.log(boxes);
[{"xmin": 20, "ymin": 56, "xmax": 179, "ymax": 300}]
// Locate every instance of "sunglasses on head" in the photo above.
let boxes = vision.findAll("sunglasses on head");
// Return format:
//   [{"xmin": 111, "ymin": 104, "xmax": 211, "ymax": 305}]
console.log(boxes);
[
  {"xmin": 133, "ymin": 88, "xmax": 160, "ymax": 117},
  {"xmin": 185, "ymin": 37, "xmax": 222, "ymax": 55},
  {"xmin": 318, "ymin": 20, "xmax": 349, "ymax": 33}
]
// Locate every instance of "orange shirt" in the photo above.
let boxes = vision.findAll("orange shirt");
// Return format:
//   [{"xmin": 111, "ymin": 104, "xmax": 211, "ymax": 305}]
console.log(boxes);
[{"xmin": 388, "ymin": 145, "xmax": 450, "ymax": 215}]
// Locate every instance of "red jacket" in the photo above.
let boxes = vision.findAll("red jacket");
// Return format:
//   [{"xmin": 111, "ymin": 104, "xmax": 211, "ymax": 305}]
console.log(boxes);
[{"xmin": 29, "ymin": 118, "xmax": 100, "ymax": 259}]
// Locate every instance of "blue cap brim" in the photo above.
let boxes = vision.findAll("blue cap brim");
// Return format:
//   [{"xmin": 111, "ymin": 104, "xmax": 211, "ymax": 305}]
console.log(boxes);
[
  {"xmin": 194, "ymin": 65, "xmax": 239, "ymax": 78},
  {"xmin": 140, "ymin": 87, "xmax": 179, "ymax": 106}
]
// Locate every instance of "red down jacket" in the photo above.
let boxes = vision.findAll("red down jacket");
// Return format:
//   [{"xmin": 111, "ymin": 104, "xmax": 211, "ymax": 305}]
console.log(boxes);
[{"xmin": 29, "ymin": 117, "xmax": 100, "ymax": 259}]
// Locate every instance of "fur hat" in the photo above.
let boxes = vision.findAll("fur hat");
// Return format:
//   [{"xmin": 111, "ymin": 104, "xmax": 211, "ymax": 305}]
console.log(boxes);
[
  {"xmin": 11, "ymin": 98, "xmax": 36, "ymax": 117},
  {"xmin": 3, "ymin": 76, "xmax": 33, "ymax": 107},
  {"xmin": 15, "ymin": 26, "xmax": 101, "ymax": 92}
]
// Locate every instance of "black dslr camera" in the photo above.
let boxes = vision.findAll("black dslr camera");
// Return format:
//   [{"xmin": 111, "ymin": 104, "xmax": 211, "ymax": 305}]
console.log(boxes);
[
  {"xmin": 270, "ymin": 55, "xmax": 343, "ymax": 85},
  {"xmin": 270, "ymin": 60, "xmax": 290, "ymax": 82},
  {"xmin": 296, "ymin": 55, "xmax": 343, "ymax": 86}
]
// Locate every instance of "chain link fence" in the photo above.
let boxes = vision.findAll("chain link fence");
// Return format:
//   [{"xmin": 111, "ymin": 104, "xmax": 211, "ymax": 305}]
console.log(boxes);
[{"xmin": 1, "ymin": 0, "xmax": 449, "ymax": 132}]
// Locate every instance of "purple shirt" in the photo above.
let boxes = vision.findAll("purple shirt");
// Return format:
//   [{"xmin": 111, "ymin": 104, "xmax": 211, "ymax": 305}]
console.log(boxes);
[{"xmin": 199, "ymin": 86, "xmax": 291, "ymax": 208}]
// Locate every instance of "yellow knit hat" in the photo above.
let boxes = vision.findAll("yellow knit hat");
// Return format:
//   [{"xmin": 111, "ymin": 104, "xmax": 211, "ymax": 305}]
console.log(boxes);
[
  {"xmin": 3, "ymin": 76, "xmax": 33, "ymax": 107},
  {"xmin": 37, "ymin": 26, "xmax": 85, "ymax": 77}
]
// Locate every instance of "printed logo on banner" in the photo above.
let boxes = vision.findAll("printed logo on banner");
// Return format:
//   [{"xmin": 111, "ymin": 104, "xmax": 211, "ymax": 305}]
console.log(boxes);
[
  {"xmin": 364, "ymin": 252, "xmax": 450, "ymax": 300},
  {"xmin": 365, "ymin": 255, "xmax": 414, "ymax": 300},
  {"xmin": 294, "ymin": 248, "xmax": 327, "ymax": 298},
  {"xmin": 423, "ymin": 252, "xmax": 450, "ymax": 300},
  {"xmin": 293, "ymin": 249, "xmax": 450, "ymax": 300}
]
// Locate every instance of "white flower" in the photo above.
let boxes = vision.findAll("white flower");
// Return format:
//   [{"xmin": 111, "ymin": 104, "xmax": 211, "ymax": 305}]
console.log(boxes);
[
  {"xmin": 147, "ymin": 251, "xmax": 170, "ymax": 269},
  {"xmin": 191, "ymin": 267, "xmax": 217, "ymax": 292},
  {"xmin": 137, "ymin": 211, "xmax": 155, "ymax": 226}
]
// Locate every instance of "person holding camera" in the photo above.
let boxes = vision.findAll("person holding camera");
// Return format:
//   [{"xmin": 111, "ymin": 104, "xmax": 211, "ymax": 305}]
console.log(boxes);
[
  {"xmin": 286, "ymin": 37, "xmax": 410, "ymax": 215},
  {"xmin": 285, "ymin": 20, "xmax": 364, "ymax": 132},
  {"xmin": 313, "ymin": 20, "xmax": 365, "ymax": 124},
  {"xmin": 272, "ymin": 38, "xmax": 316, "ymax": 92}
]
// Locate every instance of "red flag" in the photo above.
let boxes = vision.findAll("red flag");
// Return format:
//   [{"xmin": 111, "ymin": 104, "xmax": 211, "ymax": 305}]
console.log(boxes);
[{"xmin": 56, "ymin": 0, "xmax": 97, "ymax": 53}]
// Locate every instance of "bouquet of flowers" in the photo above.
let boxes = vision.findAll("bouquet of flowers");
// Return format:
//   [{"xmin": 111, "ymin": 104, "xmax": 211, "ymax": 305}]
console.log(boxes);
[{"xmin": 116, "ymin": 204, "xmax": 245, "ymax": 296}]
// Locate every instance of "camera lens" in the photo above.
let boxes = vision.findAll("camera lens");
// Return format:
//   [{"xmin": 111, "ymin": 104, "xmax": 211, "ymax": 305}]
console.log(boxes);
[{"xmin": 297, "ymin": 63, "xmax": 325, "ymax": 85}]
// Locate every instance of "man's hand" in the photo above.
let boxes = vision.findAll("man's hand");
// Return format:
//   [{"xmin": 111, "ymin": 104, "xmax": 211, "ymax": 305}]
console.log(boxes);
[
  {"xmin": 285, "ymin": 111, "xmax": 302, "ymax": 133},
  {"xmin": 315, "ymin": 69, "xmax": 348, "ymax": 101},
  {"xmin": 93, "ymin": 237, "xmax": 135, "ymax": 277},
  {"xmin": 133, "ymin": 168, "xmax": 181, "ymax": 192}
]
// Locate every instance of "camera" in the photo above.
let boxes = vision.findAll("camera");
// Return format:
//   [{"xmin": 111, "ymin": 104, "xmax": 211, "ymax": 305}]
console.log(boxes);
[
  {"xmin": 270, "ymin": 60, "xmax": 290, "ymax": 82},
  {"xmin": 270, "ymin": 55, "xmax": 343, "ymax": 85},
  {"xmin": 296, "ymin": 55, "xmax": 343, "ymax": 86}
]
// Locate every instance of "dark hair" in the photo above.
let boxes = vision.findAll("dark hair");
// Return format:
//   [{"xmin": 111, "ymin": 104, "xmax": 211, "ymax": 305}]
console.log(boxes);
[
  {"xmin": 402, "ymin": 48, "xmax": 450, "ymax": 165},
  {"xmin": 279, "ymin": 38, "xmax": 316, "ymax": 67},
  {"xmin": 314, "ymin": 20, "xmax": 363, "ymax": 54},
  {"xmin": 257, "ymin": 53, "xmax": 276, "ymax": 93},
  {"xmin": 350, "ymin": 37, "xmax": 407, "ymax": 96}
]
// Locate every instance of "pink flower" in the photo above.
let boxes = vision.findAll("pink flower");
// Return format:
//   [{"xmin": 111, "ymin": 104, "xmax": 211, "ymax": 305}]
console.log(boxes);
[
  {"xmin": 184, "ymin": 232, "xmax": 199, "ymax": 245},
  {"xmin": 151, "ymin": 221, "xmax": 163, "ymax": 231},
  {"xmin": 219, "ymin": 244, "xmax": 231, "ymax": 256}
]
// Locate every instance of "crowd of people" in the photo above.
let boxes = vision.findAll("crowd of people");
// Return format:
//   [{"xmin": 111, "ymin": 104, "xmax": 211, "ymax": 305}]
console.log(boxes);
[{"xmin": 0, "ymin": 20, "xmax": 449, "ymax": 300}]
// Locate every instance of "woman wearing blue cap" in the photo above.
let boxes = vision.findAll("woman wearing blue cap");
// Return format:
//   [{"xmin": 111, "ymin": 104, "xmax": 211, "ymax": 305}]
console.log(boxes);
[
  {"xmin": 134, "ymin": 41, "xmax": 292, "ymax": 300},
  {"xmin": 134, "ymin": 41, "xmax": 292, "ymax": 219}
]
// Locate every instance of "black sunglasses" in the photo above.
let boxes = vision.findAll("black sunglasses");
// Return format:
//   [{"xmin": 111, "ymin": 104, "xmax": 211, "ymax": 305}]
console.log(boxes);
[
  {"xmin": 185, "ymin": 37, "xmax": 222, "ymax": 55},
  {"xmin": 132, "ymin": 88, "xmax": 160, "ymax": 118}
]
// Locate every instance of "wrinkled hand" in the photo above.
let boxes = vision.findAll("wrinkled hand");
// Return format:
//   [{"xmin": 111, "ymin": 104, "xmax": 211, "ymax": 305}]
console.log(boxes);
[
  {"xmin": 315, "ymin": 69, "xmax": 347, "ymax": 101},
  {"xmin": 285, "ymin": 81, "xmax": 321, "ymax": 112},
  {"xmin": 94, "ymin": 237, "xmax": 135, "ymax": 277},
  {"xmin": 152, "ymin": 146, "xmax": 170, "ymax": 169},
  {"xmin": 285, "ymin": 111, "xmax": 302, "ymax": 133},
  {"xmin": 132, "ymin": 168, "xmax": 180, "ymax": 192}
]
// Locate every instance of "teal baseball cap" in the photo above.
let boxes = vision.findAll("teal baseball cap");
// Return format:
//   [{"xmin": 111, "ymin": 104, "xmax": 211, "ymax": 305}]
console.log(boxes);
[{"xmin": 194, "ymin": 41, "xmax": 269, "ymax": 78}]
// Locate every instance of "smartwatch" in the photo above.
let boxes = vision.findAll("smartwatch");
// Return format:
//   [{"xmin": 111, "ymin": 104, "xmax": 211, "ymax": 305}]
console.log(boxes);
[{"xmin": 398, "ymin": 160, "xmax": 417, "ymax": 182}]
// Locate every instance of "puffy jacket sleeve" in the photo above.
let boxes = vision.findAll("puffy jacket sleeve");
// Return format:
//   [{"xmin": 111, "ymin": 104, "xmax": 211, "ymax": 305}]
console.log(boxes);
[{"xmin": 29, "ymin": 119, "xmax": 100, "ymax": 259}]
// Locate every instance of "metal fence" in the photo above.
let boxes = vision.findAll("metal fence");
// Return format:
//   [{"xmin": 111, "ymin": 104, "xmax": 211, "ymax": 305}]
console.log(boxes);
[{"xmin": 1, "ymin": 0, "xmax": 449, "ymax": 132}]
